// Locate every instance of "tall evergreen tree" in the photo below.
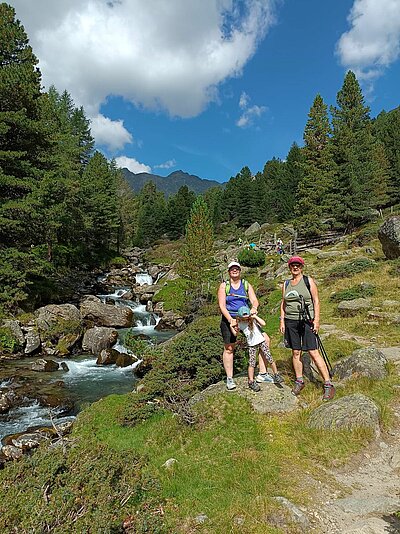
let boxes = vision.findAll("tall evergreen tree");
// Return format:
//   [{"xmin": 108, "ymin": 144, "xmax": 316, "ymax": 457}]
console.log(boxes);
[
  {"xmin": 331, "ymin": 71, "xmax": 389, "ymax": 228},
  {"xmin": 373, "ymin": 107, "xmax": 400, "ymax": 204},
  {"xmin": 221, "ymin": 166, "xmax": 256, "ymax": 226},
  {"xmin": 134, "ymin": 182, "xmax": 166, "ymax": 246},
  {"xmin": 179, "ymin": 196, "xmax": 214, "ymax": 296},
  {"xmin": 164, "ymin": 185, "xmax": 195, "ymax": 239},
  {"xmin": 203, "ymin": 186, "xmax": 224, "ymax": 229},
  {"xmin": 296, "ymin": 94, "xmax": 337, "ymax": 235}
]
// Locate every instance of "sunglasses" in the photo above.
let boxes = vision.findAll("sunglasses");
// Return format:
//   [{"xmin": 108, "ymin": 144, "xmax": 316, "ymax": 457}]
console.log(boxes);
[{"xmin": 289, "ymin": 263, "xmax": 302, "ymax": 268}]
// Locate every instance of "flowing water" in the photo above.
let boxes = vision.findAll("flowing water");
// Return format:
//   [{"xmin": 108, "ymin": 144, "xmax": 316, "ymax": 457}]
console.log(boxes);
[{"xmin": 0, "ymin": 274, "xmax": 176, "ymax": 442}]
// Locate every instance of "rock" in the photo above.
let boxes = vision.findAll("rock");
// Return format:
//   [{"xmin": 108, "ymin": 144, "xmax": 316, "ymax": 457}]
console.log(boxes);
[
  {"xmin": 2, "ymin": 320, "xmax": 25, "ymax": 347},
  {"xmin": 343, "ymin": 517, "xmax": 393, "ymax": 534},
  {"xmin": 24, "ymin": 327, "xmax": 41, "ymax": 354},
  {"xmin": 82, "ymin": 326, "xmax": 118, "ymax": 357},
  {"xmin": 162, "ymin": 458, "xmax": 177, "ymax": 469},
  {"xmin": 378, "ymin": 347, "xmax": 400, "ymax": 363},
  {"xmin": 381, "ymin": 300, "xmax": 400, "ymax": 307},
  {"xmin": 145, "ymin": 301, "xmax": 153, "ymax": 312},
  {"xmin": 1, "ymin": 445, "xmax": 23, "ymax": 460},
  {"xmin": 337, "ymin": 298, "xmax": 371, "ymax": 317},
  {"xmin": 378, "ymin": 215, "xmax": 400, "ymax": 259},
  {"xmin": 155, "ymin": 311, "xmax": 185, "ymax": 331},
  {"xmin": 194, "ymin": 514, "xmax": 208, "ymax": 525},
  {"xmin": 96, "ymin": 348, "xmax": 120, "ymax": 365},
  {"xmin": 56, "ymin": 332, "xmax": 81, "ymax": 355},
  {"xmin": 335, "ymin": 495, "xmax": 400, "ymax": 515},
  {"xmin": 60, "ymin": 362, "xmax": 69, "ymax": 371},
  {"xmin": 244, "ymin": 222, "xmax": 261, "ymax": 235},
  {"xmin": 273, "ymin": 496, "xmax": 311, "ymax": 531},
  {"xmin": 367, "ymin": 311, "xmax": 400, "ymax": 324},
  {"xmin": 364, "ymin": 246, "xmax": 376, "ymax": 254},
  {"xmin": 35, "ymin": 304, "xmax": 81, "ymax": 337},
  {"xmin": 274, "ymin": 263, "xmax": 289, "ymax": 277},
  {"xmin": 317, "ymin": 251, "xmax": 337, "ymax": 259},
  {"xmin": 31, "ymin": 358, "xmax": 59, "ymax": 372},
  {"xmin": 190, "ymin": 376, "xmax": 298, "ymax": 415},
  {"xmin": 139, "ymin": 292, "xmax": 153, "ymax": 304},
  {"xmin": 390, "ymin": 449, "xmax": 400, "ymax": 469},
  {"xmin": 80, "ymin": 297, "xmax": 133, "ymax": 327},
  {"xmin": 304, "ymin": 248, "xmax": 321, "ymax": 255},
  {"xmin": 11, "ymin": 432, "xmax": 50, "ymax": 451},
  {"xmin": 307, "ymin": 394, "xmax": 380, "ymax": 432},
  {"xmin": 333, "ymin": 347, "xmax": 388, "ymax": 381},
  {"xmin": 0, "ymin": 393, "xmax": 12, "ymax": 414},
  {"xmin": 115, "ymin": 353, "xmax": 136, "ymax": 367},
  {"xmin": 153, "ymin": 302, "xmax": 164, "ymax": 314},
  {"xmin": 55, "ymin": 421, "xmax": 74, "ymax": 435}
]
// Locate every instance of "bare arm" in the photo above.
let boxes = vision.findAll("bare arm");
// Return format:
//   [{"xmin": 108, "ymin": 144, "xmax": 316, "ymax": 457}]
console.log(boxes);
[
  {"xmin": 279, "ymin": 283, "xmax": 286, "ymax": 334},
  {"xmin": 309, "ymin": 277, "xmax": 320, "ymax": 332},
  {"xmin": 247, "ymin": 283, "xmax": 259, "ymax": 315},
  {"xmin": 253, "ymin": 314, "xmax": 266, "ymax": 327}
]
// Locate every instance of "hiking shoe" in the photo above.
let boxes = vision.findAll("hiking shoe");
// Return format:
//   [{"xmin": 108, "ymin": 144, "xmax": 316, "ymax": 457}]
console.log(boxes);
[
  {"xmin": 226, "ymin": 377, "xmax": 237, "ymax": 391},
  {"xmin": 256, "ymin": 373, "xmax": 274, "ymax": 383},
  {"xmin": 273, "ymin": 373, "xmax": 284, "ymax": 385},
  {"xmin": 291, "ymin": 380, "xmax": 305, "ymax": 396},
  {"xmin": 322, "ymin": 383, "xmax": 335, "ymax": 401},
  {"xmin": 248, "ymin": 381, "xmax": 261, "ymax": 392}
]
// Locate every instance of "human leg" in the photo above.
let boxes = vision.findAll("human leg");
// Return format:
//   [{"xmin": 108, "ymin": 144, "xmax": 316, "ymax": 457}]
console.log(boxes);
[
  {"xmin": 258, "ymin": 333, "xmax": 270, "ymax": 373},
  {"xmin": 223, "ymin": 343, "xmax": 236, "ymax": 379},
  {"xmin": 248, "ymin": 346, "xmax": 260, "ymax": 391}
]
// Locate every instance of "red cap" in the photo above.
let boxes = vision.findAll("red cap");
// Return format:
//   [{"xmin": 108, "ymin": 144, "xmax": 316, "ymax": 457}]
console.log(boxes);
[{"xmin": 288, "ymin": 256, "xmax": 304, "ymax": 266}]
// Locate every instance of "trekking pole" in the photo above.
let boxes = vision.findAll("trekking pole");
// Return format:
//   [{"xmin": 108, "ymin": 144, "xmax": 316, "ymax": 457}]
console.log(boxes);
[{"xmin": 299, "ymin": 296, "xmax": 333, "ymax": 379}]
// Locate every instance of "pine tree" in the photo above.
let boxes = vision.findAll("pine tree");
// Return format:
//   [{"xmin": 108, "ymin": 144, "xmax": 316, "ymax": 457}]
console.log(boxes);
[
  {"xmin": 296, "ymin": 94, "xmax": 337, "ymax": 235},
  {"xmin": 373, "ymin": 107, "xmax": 400, "ymax": 204},
  {"xmin": 331, "ymin": 71, "xmax": 389, "ymax": 228},
  {"xmin": 164, "ymin": 185, "xmax": 195, "ymax": 239},
  {"xmin": 179, "ymin": 196, "xmax": 214, "ymax": 296},
  {"xmin": 134, "ymin": 182, "xmax": 166, "ymax": 246}
]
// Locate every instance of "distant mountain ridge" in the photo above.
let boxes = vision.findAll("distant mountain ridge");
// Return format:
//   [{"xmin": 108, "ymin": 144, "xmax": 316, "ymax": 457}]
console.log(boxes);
[{"xmin": 121, "ymin": 168, "xmax": 223, "ymax": 196}]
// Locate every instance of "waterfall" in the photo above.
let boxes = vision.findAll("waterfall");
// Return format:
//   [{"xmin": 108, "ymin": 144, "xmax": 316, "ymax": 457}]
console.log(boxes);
[{"xmin": 135, "ymin": 273, "xmax": 153, "ymax": 285}]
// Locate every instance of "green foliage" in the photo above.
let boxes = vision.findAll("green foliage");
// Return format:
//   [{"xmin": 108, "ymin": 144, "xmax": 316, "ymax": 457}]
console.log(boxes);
[
  {"xmin": 124, "ymin": 332, "xmax": 151, "ymax": 358},
  {"xmin": 350, "ymin": 225, "xmax": 378, "ymax": 246},
  {"xmin": 0, "ymin": 443, "xmax": 163, "ymax": 533},
  {"xmin": 164, "ymin": 185, "xmax": 195, "ymax": 238},
  {"xmin": 329, "ymin": 284, "xmax": 376, "ymax": 302},
  {"xmin": 328, "ymin": 258, "xmax": 376, "ymax": 279},
  {"xmin": 0, "ymin": 326, "xmax": 20, "ymax": 353},
  {"xmin": 178, "ymin": 196, "xmax": 214, "ymax": 297},
  {"xmin": 152, "ymin": 278, "xmax": 189, "ymax": 313},
  {"xmin": 122, "ymin": 316, "xmax": 228, "ymax": 426},
  {"xmin": 388, "ymin": 258, "xmax": 400, "ymax": 277},
  {"xmin": 108, "ymin": 256, "xmax": 127, "ymax": 268},
  {"xmin": 40, "ymin": 319, "xmax": 82, "ymax": 343},
  {"xmin": 134, "ymin": 181, "xmax": 166, "ymax": 246},
  {"xmin": 237, "ymin": 247, "xmax": 265, "ymax": 267}
]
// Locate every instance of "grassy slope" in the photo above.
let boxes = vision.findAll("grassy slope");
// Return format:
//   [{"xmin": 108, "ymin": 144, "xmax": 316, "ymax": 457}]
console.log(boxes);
[{"xmin": 1, "ymin": 222, "xmax": 399, "ymax": 533}]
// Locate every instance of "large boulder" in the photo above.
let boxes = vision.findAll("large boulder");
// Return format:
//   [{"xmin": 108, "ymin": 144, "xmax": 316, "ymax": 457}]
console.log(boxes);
[
  {"xmin": 308, "ymin": 394, "xmax": 380, "ymax": 432},
  {"xmin": 1, "ymin": 320, "xmax": 25, "ymax": 347},
  {"xmin": 244, "ymin": 222, "xmax": 261, "ymax": 236},
  {"xmin": 80, "ymin": 296, "xmax": 133, "ymax": 327},
  {"xmin": 24, "ymin": 327, "xmax": 41, "ymax": 355},
  {"xmin": 378, "ymin": 216, "xmax": 400, "ymax": 259},
  {"xmin": 155, "ymin": 311, "xmax": 186, "ymax": 331},
  {"xmin": 96, "ymin": 348, "xmax": 119, "ymax": 365},
  {"xmin": 367, "ymin": 311, "xmax": 400, "ymax": 325},
  {"xmin": 337, "ymin": 298, "xmax": 371, "ymax": 317},
  {"xmin": 82, "ymin": 326, "xmax": 118, "ymax": 356},
  {"xmin": 35, "ymin": 304, "xmax": 82, "ymax": 337},
  {"xmin": 31, "ymin": 358, "xmax": 59, "ymax": 372},
  {"xmin": 333, "ymin": 347, "xmax": 388, "ymax": 381}
]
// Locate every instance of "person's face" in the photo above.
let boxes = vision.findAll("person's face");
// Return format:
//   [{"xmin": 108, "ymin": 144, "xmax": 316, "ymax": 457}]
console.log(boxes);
[
  {"xmin": 229, "ymin": 266, "xmax": 241, "ymax": 278},
  {"xmin": 289, "ymin": 262, "xmax": 303, "ymax": 273}
]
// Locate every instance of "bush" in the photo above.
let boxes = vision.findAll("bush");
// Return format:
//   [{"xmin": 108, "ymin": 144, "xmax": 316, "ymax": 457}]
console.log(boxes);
[
  {"xmin": 330, "ymin": 284, "xmax": 376, "ymax": 302},
  {"xmin": 122, "ymin": 316, "xmax": 238, "ymax": 426},
  {"xmin": 328, "ymin": 258, "xmax": 376, "ymax": 280},
  {"xmin": 108, "ymin": 256, "xmax": 127, "ymax": 268},
  {"xmin": 0, "ymin": 327, "xmax": 20, "ymax": 354},
  {"xmin": 238, "ymin": 248, "xmax": 265, "ymax": 267}
]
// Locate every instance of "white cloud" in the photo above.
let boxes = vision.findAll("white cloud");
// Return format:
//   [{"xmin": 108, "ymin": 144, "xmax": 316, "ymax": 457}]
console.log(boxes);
[
  {"xmin": 337, "ymin": 0, "xmax": 400, "ymax": 82},
  {"xmin": 236, "ymin": 93, "xmax": 266, "ymax": 127},
  {"xmin": 115, "ymin": 156, "xmax": 151, "ymax": 174},
  {"xmin": 11, "ymin": 0, "xmax": 277, "ymax": 118},
  {"xmin": 90, "ymin": 114, "xmax": 133, "ymax": 152},
  {"xmin": 154, "ymin": 159, "xmax": 177, "ymax": 170}
]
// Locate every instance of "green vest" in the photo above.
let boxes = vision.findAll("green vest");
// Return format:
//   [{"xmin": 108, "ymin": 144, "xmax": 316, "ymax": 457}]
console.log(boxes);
[{"xmin": 284, "ymin": 276, "xmax": 314, "ymax": 320}]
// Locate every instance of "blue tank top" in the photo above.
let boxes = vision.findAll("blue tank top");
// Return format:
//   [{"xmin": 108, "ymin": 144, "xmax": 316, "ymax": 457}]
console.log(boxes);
[{"xmin": 226, "ymin": 281, "xmax": 248, "ymax": 317}]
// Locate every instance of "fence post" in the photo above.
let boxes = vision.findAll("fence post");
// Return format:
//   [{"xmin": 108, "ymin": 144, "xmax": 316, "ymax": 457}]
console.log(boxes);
[{"xmin": 293, "ymin": 231, "xmax": 297, "ymax": 254}]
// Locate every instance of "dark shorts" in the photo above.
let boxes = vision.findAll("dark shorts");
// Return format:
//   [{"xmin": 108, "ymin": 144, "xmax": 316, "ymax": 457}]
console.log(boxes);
[
  {"xmin": 284, "ymin": 318, "xmax": 318, "ymax": 351},
  {"xmin": 220, "ymin": 315, "xmax": 237, "ymax": 345}
]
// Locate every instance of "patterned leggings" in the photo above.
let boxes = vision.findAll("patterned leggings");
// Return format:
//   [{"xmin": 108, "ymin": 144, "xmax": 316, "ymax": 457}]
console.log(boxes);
[{"xmin": 248, "ymin": 341, "xmax": 273, "ymax": 368}]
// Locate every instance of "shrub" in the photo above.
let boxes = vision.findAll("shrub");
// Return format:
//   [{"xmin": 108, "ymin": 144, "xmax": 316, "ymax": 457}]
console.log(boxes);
[
  {"xmin": 0, "ymin": 327, "xmax": 20, "ymax": 354},
  {"xmin": 330, "ymin": 284, "xmax": 376, "ymax": 302},
  {"xmin": 238, "ymin": 248, "xmax": 265, "ymax": 267},
  {"xmin": 122, "ymin": 315, "xmax": 239, "ymax": 426},
  {"xmin": 108, "ymin": 256, "xmax": 127, "ymax": 268},
  {"xmin": 40, "ymin": 319, "xmax": 82, "ymax": 342},
  {"xmin": 328, "ymin": 258, "xmax": 376, "ymax": 280}
]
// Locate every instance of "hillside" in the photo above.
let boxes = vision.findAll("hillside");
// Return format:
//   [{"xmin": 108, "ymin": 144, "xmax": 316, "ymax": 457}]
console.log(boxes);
[{"xmin": 121, "ymin": 168, "xmax": 223, "ymax": 196}]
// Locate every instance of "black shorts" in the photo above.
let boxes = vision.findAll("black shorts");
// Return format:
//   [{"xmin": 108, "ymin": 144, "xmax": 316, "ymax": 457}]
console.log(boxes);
[
  {"xmin": 284, "ymin": 318, "xmax": 318, "ymax": 351},
  {"xmin": 220, "ymin": 315, "xmax": 237, "ymax": 345}
]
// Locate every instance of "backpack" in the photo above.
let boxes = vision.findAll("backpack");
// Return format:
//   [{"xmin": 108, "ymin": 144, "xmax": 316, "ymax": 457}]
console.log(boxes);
[{"xmin": 225, "ymin": 279, "xmax": 250, "ymax": 303}]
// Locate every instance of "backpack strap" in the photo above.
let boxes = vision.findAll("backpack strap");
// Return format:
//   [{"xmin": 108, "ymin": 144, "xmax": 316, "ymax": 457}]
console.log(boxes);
[
  {"xmin": 303, "ymin": 275, "xmax": 313, "ymax": 304},
  {"xmin": 225, "ymin": 279, "xmax": 250, "ymax": 302}
]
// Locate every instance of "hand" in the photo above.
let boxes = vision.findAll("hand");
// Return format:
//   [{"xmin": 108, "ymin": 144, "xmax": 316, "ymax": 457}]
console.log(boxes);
[
  {"xmin": 250, "ymin": 307, "xmax": 257, "ymax": 315},
  {"xmin": 279, "ymin": 318, "xmax": 285, "ymax": 335},
  {"xmin": 230, "ymin": 323, "xmax": 238, "ymax": 336},
  {"xmin": 312, "ymin": 321, "xmax": 319, "ymax": 334}
]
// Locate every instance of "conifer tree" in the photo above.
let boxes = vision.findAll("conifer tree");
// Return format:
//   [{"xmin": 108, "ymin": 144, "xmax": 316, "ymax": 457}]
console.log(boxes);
[
  {"xmin": 373, "ymin": 107, "xmax": 400, "ymax": 204},
  {"xmin": 164, "ymin": 185, "xmax": 195, "ymax": 239},
  {"xmin": 296, "ymin": 94, "xmax": 337, "ymax": 235},
  {"xmin": 134, "ymin": 182, "xmax": 166, "ymax": 246},
  {"xmin": 179, "ymin": 196, "xmax": 214, "ymax": 296},
  {"xmin": 331, "ymin": 71, "xmax": 389, "ymax": 228}
]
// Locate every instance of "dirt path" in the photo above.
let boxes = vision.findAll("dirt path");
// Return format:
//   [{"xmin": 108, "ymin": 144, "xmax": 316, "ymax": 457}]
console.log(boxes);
[{"xmin": 310, "ymin": 347, "xmax": 400, "ymax": 533}]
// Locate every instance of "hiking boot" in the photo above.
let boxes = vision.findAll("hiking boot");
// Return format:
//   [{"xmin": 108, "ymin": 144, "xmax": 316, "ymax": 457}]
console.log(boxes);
[
  {"xmin": 272, "ymin": 373, "xmax": 284, "ymax": 385},
  {"xmin": 322, "ymin": 383, "xmax": 335, "ymax": 401},
  {"xmin": 291, "ymin": 380, "xmax": 305, "ymax": 396},
  {"xmin": 256, "ymin": 373, "xmax": 274, "ymax": 383},
  {"xmin": 226, "ymin": 377, "xmax": 236, "ymax": 391},
  {"xmin": 248, "ymin": 381, "xmax": 261, "ymax": 392}
]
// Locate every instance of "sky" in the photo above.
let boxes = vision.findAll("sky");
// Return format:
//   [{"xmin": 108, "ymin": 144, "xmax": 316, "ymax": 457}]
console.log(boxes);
[{"xmin": 9, "ymin": 0, "xmax": 400, "ymax": 183}]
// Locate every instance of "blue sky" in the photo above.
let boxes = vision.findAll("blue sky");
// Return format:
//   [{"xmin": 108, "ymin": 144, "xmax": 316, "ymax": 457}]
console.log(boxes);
[{"xmin": 11, "ymin": 0, "xmax": 400, "ymax": 183}]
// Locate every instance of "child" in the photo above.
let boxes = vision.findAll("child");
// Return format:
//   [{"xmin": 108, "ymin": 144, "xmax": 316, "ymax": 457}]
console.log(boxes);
[{"xmin": 233, "ymin": 305, "xmax": 284, "ymax": 391}]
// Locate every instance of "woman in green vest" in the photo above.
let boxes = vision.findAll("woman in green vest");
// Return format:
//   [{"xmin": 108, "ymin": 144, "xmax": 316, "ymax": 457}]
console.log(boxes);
[{"xmin": 280, "ymin": 256, "xmax": 335, "ymax": 401}]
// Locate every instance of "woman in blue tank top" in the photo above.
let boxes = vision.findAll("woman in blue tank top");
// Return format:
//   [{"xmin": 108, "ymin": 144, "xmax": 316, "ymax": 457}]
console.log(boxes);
[{"xmin": 217, "ymin": 261, "xmax": 271, "ymax": 390}]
